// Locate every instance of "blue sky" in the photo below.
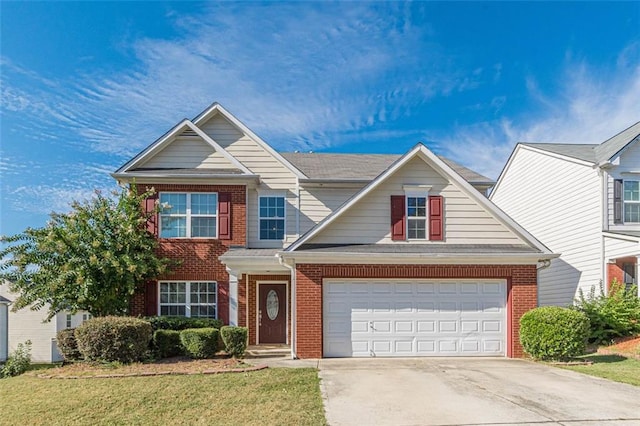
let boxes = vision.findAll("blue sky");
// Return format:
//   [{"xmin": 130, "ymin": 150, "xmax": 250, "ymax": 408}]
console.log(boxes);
[{"xmin": 1, "ymin": 1, "xmax": 639, "ymax": 236}]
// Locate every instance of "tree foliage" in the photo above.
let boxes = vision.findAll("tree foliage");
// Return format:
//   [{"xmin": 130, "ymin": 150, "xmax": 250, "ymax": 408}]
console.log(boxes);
[{"xmin": 0, "ymin": 185, "xmax": 172, "ymax": 319}]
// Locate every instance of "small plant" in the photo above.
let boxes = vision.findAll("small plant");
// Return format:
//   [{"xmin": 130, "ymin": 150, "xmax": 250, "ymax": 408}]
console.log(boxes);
[
  {"xmin": 56, "ymin": 328, "xmax": 82, "ymax": 361},
  {"xmin": 520, "ymin": 306, "xmax": 590, "ymax": 361},
  {"xmin": 144, "ymin": 316, "xmax": 223, "ymax": 332},
  {"xmin": 1, "ymin": 340, "xmax": 32, "ymax": 378},
  {"xmin": 75, "ymin": 316, "xmax": 152, "ymax": 363},
  {"xmin": 220, "ymin": 326, "xmax": 248, "ymax": 358},
  {"xmin": 180, "ymin": 328, "xmax": 219, "ymax": 359},
  {"xmin": 573, "ymin": 280, "xmax": 640, "ymax": 344},
  {"xmin": 153, "ymin": 329, "xmax": 182, "ymax": 358}
]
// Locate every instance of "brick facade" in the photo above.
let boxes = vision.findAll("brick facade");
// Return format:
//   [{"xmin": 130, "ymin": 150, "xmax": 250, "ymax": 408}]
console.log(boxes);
[
  {"xmin": 607, "ymin": 256, "xmax": 637, "ymax": 291},
  {"xmin": 130, "ymin": 184, "xmax": 246, "ymax": 325},
  {"xmin": 295, "ymin": 263, "xmax": 538, "ymax": 359}
]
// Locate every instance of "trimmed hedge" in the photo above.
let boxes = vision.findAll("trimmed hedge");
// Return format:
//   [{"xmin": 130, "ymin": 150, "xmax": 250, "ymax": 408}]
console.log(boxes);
[
  {"xmin": 180, "ymin": 328, "xmax": 219, "ymax": 359},
  {"xmin": 56, "ymin": 328, "xmax": 82, "ymax": 361},
  {"xmin": 153, "ymin": 329, "xmax": 182, "ymax": 358},
  {"xmin": 75, "ymin": 316, "xmax": 153, "ymax": 363},
  {"xmin": 144, "ymin": 316, "xmax": 223, "ymax": 332},
  {"xmin": 520, "ymin": 306, "xmax": 590, "ymax": 361},
  {"xmin": 220, "ymin": 326, "xmax": 248, "ymax": 358}
]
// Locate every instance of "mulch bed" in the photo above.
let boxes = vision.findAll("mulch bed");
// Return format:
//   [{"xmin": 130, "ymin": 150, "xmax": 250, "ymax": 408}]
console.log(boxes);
[
  {"xmin": 597, "ymin": 336, "xmax": 640, "ymax": 360},
  {"xmin": 34, "ymin": 356, "xmax": 267, "ymax": 379}
]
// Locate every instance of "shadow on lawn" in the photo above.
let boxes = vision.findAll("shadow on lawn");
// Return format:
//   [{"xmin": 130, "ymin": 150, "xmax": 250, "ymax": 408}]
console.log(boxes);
[{"xmin": 580, "ymin": 354, "xmax": 628, "ymax": 364}]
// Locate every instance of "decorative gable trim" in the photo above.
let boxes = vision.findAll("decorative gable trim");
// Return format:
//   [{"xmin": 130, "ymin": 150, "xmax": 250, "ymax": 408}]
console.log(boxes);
[
  {"xmin": 192, "ymin": 103, "xmax": 308, "ymax": 180},
  {"xmin": 286, "ymin": 143, "xmax": 553, "ymax": 254},
  {"xmin": 114, "ymin": 119, "xmax": 253, "ymax": 175}
]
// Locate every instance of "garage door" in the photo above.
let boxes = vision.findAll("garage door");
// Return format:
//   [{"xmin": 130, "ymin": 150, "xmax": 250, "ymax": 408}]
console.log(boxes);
[{"xmin": 323, "ymin": 280, "xmax": 507, "ymax": 357}]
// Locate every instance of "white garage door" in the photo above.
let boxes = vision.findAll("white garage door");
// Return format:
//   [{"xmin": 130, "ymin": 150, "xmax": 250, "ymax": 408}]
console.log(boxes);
[{"xmin": 323, "ymin": 280, "xmax": 507, "ymax": 357}]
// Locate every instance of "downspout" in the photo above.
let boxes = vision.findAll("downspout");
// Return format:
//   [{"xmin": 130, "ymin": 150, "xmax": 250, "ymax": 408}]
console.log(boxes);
[
  {"xmin": 278, "ymin": 254, "xmax": 297, "ymax": 359},
  {"xmin": 296, "ymin": 181, "xmax": 301, "ymax": 238},
  {"xmin": 537, "ymin": 259, "xmax": 551, "ymax": 271},
  {"xmin": 600, "ymin": 168, "xmax": 607, "ymax": 292}
]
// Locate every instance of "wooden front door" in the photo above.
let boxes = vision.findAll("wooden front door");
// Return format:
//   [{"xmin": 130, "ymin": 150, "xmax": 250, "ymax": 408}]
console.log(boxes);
[{"xmin": 258, "ymin": 283, "xmax": 286, "ymax": 344}]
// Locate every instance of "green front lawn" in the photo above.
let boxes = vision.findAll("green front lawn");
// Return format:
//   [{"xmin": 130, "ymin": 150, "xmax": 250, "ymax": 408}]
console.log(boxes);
[
  {"xmin": 0, "ymin": 368, "xmax": 325, "ymax": 425},
  {"xmin": 560, "ymin": 355, "xmax": 640, "ymax": 387}
]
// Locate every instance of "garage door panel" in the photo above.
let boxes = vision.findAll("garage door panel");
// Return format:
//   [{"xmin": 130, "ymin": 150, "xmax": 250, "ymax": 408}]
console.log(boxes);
[{"xmin": 323, "ymin": 280, "xmax": 506, "ymax": 357}]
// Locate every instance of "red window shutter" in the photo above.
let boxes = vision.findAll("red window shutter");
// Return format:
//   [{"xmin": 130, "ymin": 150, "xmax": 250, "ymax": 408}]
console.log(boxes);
[
  {"xmin": 614, "ymin": 179, "xmax": 623, "ymax": 224},
  {"xmin": 218, "ymin": 192, "xmax": 232, "ymax": 240},
  {"xmin": 390, "ymin": 195, "xmax": 406, "ymax": 241},
  {"xmin": 142, "ymin": 193, "xmax": 159, "ymax": 236},
  {"xmin": 145, "ymin": 281, "xmax": 158, "ymax": 316},
  {"xmin": 429, "ymin": 195, "xmax": 443, "ymax": 241}
]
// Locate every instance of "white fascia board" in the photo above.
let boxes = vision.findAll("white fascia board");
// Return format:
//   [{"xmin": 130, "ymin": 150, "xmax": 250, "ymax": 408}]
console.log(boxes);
[
  {"xmin": 489, "ymin": 143, "xmax": 521, "ymax": 201},
  {"xmin": 417, "ymin": 146, "xmax": 554, "ymax": 255},
  {"xmin": 111, "ymin": 174, "xmax": 259, "ymax": 186},
  {"xmin": 185, "ymin": 121, "xmax": 253, "ymax": 174},
  {"xmin": 192, "ymin": 103, "xmax": 308, "ymax": 180},
  {"xmin": 603, "ymin": 232, "xmax": 640, "ymax": 243},
  {"xmin": 279, "ymin": 251, "xmax": 558, "ymax": 265},
  {"xmin": 218, "ymin": 255, "xmax": 289, "ymax": 273},
  {"xmin": 605, "ymin": 134, "xmax": 640, "ymax": 165}
]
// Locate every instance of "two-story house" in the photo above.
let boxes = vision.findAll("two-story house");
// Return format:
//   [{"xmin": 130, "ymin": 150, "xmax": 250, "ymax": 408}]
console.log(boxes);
[
  {"xmin": 491, "ymin": 122, "xmax": 640, "ymax": 306},
  {"xmin": 113, "ymin": 103, "xmax": 556, "ymax": 359}
]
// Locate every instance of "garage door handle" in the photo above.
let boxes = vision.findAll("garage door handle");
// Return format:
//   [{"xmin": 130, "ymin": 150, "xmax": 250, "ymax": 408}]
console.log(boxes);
[{"xmin": 369, "ymin": 321, "xmax": 374, "ymax": 330}]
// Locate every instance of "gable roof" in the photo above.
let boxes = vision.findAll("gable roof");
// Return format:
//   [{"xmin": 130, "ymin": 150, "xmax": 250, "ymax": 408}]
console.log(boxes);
[
  {"xmin": 519, "ymin": 143, "xmax": 598, "ymax": 163},
  {"xmin": 282, "ymin": 152, "xmax": 494, "ymax": 184},
  {"xmin": 286, "ymin": 143, "xmax": 553, "ymax": 255},
  {"xmin": 593, "ymin": 121, "xmax": 640, "ymax": 164},
  {"xmin": 113, "ymin": 119, "xmax": 253, "ymax": 176}
]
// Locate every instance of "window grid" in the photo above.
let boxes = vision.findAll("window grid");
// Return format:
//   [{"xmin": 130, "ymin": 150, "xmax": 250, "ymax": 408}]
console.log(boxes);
[
  {"xmin": 159, "ymin": 193, "xmax": 218, "ymax": 238},
  {"xmin": 159, "ymin": 281, "xmax": 217, "ymax": 318},
  {"xmin": 623, "ymin": 181, "xmax": 640, "ymax": 223},
  {"xmin": 259, "ymin": 196, "xmax": 285, "ymax": 240},
  {"xmin": 407, "ymin": 196, "xmax": 427, "ymax": 240}
]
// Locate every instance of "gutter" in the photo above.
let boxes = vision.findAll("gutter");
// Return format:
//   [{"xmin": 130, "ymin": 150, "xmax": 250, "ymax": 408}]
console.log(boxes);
[{"xmin": 277, "ymin": 255, "xmax": 297, "ymax": 360}]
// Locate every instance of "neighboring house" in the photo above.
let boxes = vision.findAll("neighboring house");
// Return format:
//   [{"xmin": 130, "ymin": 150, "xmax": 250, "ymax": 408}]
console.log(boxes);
[
  {"xmin": 0, "ymin": 285, "xmax": 91, "ymax": 363},
  {"xmin": 113, "ymin": 103, "xmax": 556, "ymax": 359},
  {"xmin": 491, "ymin": 122, "xmax": 640, "ymax": 306}
]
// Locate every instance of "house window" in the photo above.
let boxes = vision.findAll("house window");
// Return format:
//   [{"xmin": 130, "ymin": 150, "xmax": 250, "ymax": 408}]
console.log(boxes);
[
  {"xmin": 407, "ymin": 196, "xmax": 427, "ymax": 240},
  {"xmin": 66, "ymin": 314, "xmax": 72, "ymax": 329},
  {"xmin": 159, "ymin": 282, "xmax": 217, "ymax": 318},
  {"xmin": 159, "ymin": 193, "xmax": 218, "ymax": 238},
  {"xmin": 259, "ymin": 196, "xmax": 285, "ymax": 240},
  {"xmin": 623, "ymin": 181, "xmax": 640, "ymax": 223}
]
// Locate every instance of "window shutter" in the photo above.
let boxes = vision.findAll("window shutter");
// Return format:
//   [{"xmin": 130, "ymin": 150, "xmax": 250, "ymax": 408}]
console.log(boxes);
[
  {"xmin": 143, "ymin": 193, "xmax": 159, "ymax": 236},
  {"xmin": 614, "ymin": 179, "xmax": 623, "ymax": 224},
  {"xmin": 390, "ymin": 195, "xmax": 406, "ymax": 241},
  {"xmin": 428, "ymin": 195, "xmax": 443, "ymax": 241},
  {"xmin": 218, "ymin": 192, "xmax": 232, "ymax": 240},
  {"xmin": 145, "ymin": 281, "xmax": 158, "ymax": 316}
]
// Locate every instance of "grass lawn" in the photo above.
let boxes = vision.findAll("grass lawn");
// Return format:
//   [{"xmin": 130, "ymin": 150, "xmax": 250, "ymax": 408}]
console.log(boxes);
[
  {"xmin": 560, "ymin": 354, "xmax": 640, "ymax": 387},
  {"xmin": 0, "ymin": 368, "xmax": 325, "ymax": 425}
]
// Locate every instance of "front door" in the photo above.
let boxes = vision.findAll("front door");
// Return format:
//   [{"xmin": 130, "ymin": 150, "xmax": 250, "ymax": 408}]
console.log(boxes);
[{"xmin": 258, "ymin": 283, "xmax": 286, "ymax": 344}]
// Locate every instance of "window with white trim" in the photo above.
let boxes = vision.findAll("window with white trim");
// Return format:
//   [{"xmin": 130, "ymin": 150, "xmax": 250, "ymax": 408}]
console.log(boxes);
[
  {"xmin": 159, "ymin": 282, "xmax": 217, "ymax": 318},
  {"xmin": 259, "ymin": 196, "xmax": 285, "ymax": 240},
  {"xmin": 623, "ymin": 181, "xmax": 640, "ymax": 223},
  {"xmin": 159, "ymin": 193, "xmax": 218, "ymax": 238},
  {"xmin": 66, "ymin": 314, "xmax": 72, "ymax": 329}
]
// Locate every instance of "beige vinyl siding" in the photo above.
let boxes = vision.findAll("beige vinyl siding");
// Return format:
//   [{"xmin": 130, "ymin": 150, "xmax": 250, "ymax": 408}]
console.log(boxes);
[
  {"xmin": 310, "ymin": 156, "xmax": 524, "ymax": 245},
  {"xmin": 200, "ymin": 113, "xmax": 299, "ymax": 247},
  {"xmin": 299, "ymin": 186, "xmax": 362, "ymax": 235},
  {"xmin": 140, "ymin": 136, "xmax": 239, "ymax": 170},
  {"xmin": 607, "ymin": 141, "xmax": 640, "ymax": 232},
  {"xmin": 604, "ymin": 235, "xmax": 639, "ymax": 261},
  {"xmin": 491, "ymin": 147, "xmax": 602, "ymax": 306}
]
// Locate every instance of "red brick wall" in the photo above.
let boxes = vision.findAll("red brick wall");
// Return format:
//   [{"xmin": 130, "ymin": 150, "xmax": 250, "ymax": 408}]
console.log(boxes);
[
  {"xmin": 295, "ymin": 264, "xmax": 538, "ymax": 359},
  {"xmin": 245, "ymin": 274, "xmax": 291, "ymax": 345},
  {"xmin": 130, "ymin": 184, "xmax": 246, "ymax": 323},
  {"xmin": 607, "ymin": 257, "xmax": 637, "ymax": 291}
]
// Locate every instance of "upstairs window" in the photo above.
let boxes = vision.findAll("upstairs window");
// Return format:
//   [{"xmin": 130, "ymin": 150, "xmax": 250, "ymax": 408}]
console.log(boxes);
[
  {"xmin": 259, "ymin": 196, "xmax": 285, "ymax": 240},
  {"xmin": 159, "ymin": 193, "xmax": 218, "ymax": 238},
  {"xmin": 623, "ymin": 181, "xmax": 639, "ymax": 223},
  {"xmin": 407, "ymin": 196, "xmax": 427, "ymax": 240}
]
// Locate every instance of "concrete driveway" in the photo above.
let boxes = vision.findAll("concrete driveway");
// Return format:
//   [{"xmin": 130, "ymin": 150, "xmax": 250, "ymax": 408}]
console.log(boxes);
[{"xmin": 317, "ymin": 358, "xmax": 640, "ymax": 426}]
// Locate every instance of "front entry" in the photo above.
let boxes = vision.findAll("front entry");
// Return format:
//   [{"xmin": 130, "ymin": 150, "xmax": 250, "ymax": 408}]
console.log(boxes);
[{"xmin": 258, "ymin": 283, "xmax": 287, "ymax": 344}]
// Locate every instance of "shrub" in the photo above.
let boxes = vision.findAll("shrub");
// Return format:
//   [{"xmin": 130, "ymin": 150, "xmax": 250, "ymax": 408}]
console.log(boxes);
[
  {"xmin": 75, "ymin": 316, "xmax": 152, "ymax": 363},
  {"xmin": 520, "ymin": 306, "xmax": 590, "ymax": 361},
  {"xmin": 56, "ymin": 328, "xmax": 82, "ymax": 361},
  {"xmin": 1, "ymin": 340, "xmax": 32, "ymax": 378},
  {"xmin": 573, "ymin": 280, "xmax": 640, "ymax": 344},
  {"xmin": 144, "ymin": 316, "xmax": 223, "ymax": 332},
  {"xmin": 220, "ymin": 326, "xmax": 248, "ymax": 358},
  {"xmin": 180, "ymin": 328, "xmax": 219, "ymax": 359},
  {"xmin": 153, "ymin": 329, "xmax": 182, "ymax": 358}
]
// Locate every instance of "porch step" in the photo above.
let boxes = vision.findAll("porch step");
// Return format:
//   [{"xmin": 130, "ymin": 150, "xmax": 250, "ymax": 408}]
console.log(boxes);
[{"xmin": 245, "ymin": 345, "xmax": 291, "ymax": 358}]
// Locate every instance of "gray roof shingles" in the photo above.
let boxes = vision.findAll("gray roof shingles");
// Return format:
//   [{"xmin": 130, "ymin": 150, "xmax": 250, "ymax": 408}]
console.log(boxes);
[{"xmin": 520, "ymin": 143, "xmax": 598, "ymax": 163}]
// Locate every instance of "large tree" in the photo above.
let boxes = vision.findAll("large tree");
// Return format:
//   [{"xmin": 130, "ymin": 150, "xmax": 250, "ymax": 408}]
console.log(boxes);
[{"xmin": 0, "ymin": 185, "xmax": 172, "ymax": 319}]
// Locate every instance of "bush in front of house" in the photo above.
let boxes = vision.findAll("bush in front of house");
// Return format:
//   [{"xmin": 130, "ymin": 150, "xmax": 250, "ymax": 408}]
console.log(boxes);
[
  {"xmin": 573, "ymin": 280, "xmax": 640, "ymax": 345},
  {"xmin": 56, "ymin": 328, "xmax": 83, "ymax": 361},
  {"xmin": 179, "ymin": 328, "xmax": 219, "ymax": 359},
  {"xmin": 520, "ymin": 306, "xmax": 590, "ymax": 361},
  {"xmin": 75, "ymin": 316, "xmax": 152, "ymax": 363},
  {"xmin": 220, "ymin": 326, "xmax": 248, "ymax": 358},
  {"xmin": 1, "ymin": 340, "xmax": 32, "ymax": 378},
  {"xmin": 144, "ymin": 316, "xmax": 224, "ymax": 332},
  {"xmin": 153, "ymin": 329, "xmax": 183, "ymax": 358}
]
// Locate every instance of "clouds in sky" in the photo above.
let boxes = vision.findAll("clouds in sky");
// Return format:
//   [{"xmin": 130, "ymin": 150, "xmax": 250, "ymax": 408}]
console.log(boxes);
[{"xmin": 1, "ymin": 2, "xmax": 639, "ymax": 228}]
